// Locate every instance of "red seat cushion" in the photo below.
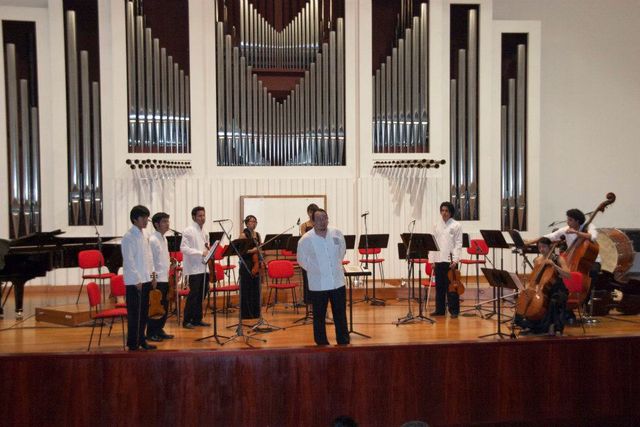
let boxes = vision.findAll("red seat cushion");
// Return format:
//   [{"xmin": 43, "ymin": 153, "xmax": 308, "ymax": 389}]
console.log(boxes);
[
  {"xmin": 94, "ymin": 308, "xmax": 127, "ymax": 319},
  {"xmin": 360, "ymin": 258, "xmax": 385, "ymax": 264},
  {"xmin": 460, "ymin": 259, "xmax": 486, "ymax": 265},
  {"xmin": 409, "ymin": 258, "xmax": 429, "ymax": 264},
  {"xmin": 221, "ymin": 265, "xmax": 236, "ymax": 270},
  {"xmin": 211, "ymin": 285, "xmax": 240, "ymax": 292},
  {"xmin": 83, "ymin": 273, "xmax": 116, "ymax": 280},
  {"xmin": 178, "ymin": 289, "xmax": 190, "ymax": 296},
  {"xmin": 269, "ymin": 282, "xmax": 298, "ymax": 289},
  {"xmin": 341, "ymin": 260, "xmax": 350, "ymax": 265},
  {"xmin": 115, "ymin": 302, "xmax": 127, "ymax": 308}
]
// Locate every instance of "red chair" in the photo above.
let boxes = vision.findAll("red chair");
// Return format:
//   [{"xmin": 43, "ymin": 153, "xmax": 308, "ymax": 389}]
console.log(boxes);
[
  {"xmin": 266, "ymin": 260, "xmax": 300, "ymax": 314},
  {"xmin": 75, "ymin": 250, "xmax": 116, "ymax": 304},
  {"xmin": 459, "ymin": 239, "xmax": 489, "ymax": 304},
  {"xmin": 359, "ymin": 248, "xmax": 386, "ymax": 305},
  {"xmin": 86, "ymin": 282, "xmax": 127, "ymax": 351},
  {"xmin": 281, "ymin": 249, "xmax": 299, "ymax": 267},
  {"xmin": 109, "ymin": 275, "xmax": 127, "ymax": 308},
  {"xmin": 422, "ymin": 262, "xmax": 436, "ymax": 312},
  {"xmin": 209, "ymin": 262, "xmax": 240, "ymax": 314},
  {"xmin": 564, "ymin": 271, "xmax": 586, "ymax": 333},
  {"xmin": 214, "ymin": 244, "xmax": 237, "ymax": 285}
]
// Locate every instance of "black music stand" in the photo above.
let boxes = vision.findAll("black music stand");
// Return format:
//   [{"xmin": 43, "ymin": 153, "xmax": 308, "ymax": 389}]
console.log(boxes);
[
  {"xmin": 479, "ymin": 230, "xmax": 511, "ymax": 319},
  {"xmin": 396, "ymin": 233, "xmax": 437, "ymax": 325},
  {"xmin": 356, "ymin": 233, "xmax": 389, "ymax": 306},
  {"xmin": 508, "ymin": 229, "xmax": 536, "ymax": 274},
  {"xmin": 344, "ymin": 265, "xmax": 372, "ymax": 338},
  {"xmin": 262, "ymin": 234, "xmax": 293, "ymax": 259},
  {"xmin": 344, "ymin": 235, "xmax": 356, "ymax": 251},
  {"xmin": 209, "ymin": 232, "xmax": 224, "ymax": 247},
  {"xmin": 478, "ymin": 268, "xmax": 519, "ymax": 339}
]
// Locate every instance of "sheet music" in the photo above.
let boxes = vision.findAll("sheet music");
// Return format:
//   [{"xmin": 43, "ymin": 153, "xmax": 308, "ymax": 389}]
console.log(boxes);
[{"xmin": 203, "ymin": 240, "xmax": 220, "ymax": 264}]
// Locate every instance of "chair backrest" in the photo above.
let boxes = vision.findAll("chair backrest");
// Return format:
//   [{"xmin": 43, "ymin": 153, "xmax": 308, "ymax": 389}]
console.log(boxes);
[
  {"xmin": 268, "ymin": 260, "xmax": 294, "ymax": 279},
  {"xmin": 110, "ymin": 275, "xmax": 126, "ymax": 298},
  {"xmin": 170, "ymin": 251, "xmax": 183, "ymax": 263},
  {"xmin": 213, "ymin": 244, "xmax": 226, "ymax": 261},
  {"xmin": 214, "ymin": 263, "xmax": 225, "ymax": 282},
  {"xmin": 86, "ymin": 282, "xmax": 101, "ymax": 308},
  {"xmin": 358, "ymin": 247, "xmax": 381, "ymax": 255},
  {"xmin": 468, "ymin": 239, "xmax": 489, "ymax": 256},
  {"xmin": 78, "ymin": 250, "xmax": 105, "ymax": 269},
  {"xmin": 563, "ymin": 271, "xmax": 583, "ymax": 293}
]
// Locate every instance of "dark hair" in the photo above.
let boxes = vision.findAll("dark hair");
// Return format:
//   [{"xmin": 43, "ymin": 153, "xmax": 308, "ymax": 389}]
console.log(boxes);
[
  {"xmin": 440, "ymin": 201, "xmax": 455, "ymax": 217},
  {"xmin": 312, "ymin": 208, "xmax": 327, "ymax": 221},
  {"xmin": 332, "ymin": 416, "xmax": 357, "ymax": 427},
  {"xmin": 191, "ymin": 206, "xmax": 205, "ymax": 219},
  {"xmin": 130, "ymin": 205, "xmax": 150, "ymax": 224},
  {"xmin": 566, "ymin": 209, "xmax": 586, "ymax": 225},
  {"xmin": 307, "ymin": 203, "xmax": 320, "ymax": 213},
  {"xmin": 244, "ymin": 215, "xmax": 257, "ymax": 225},
  {"xmin": 151, "ymin": 212, "xmax": 170, "ymax": 230},
  {"xmin": 538, "ymin": 237, "xmax": 552, "ymax": 246}
]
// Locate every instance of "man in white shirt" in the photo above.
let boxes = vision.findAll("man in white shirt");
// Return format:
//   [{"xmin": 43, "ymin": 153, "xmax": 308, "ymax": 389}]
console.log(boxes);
[
  {"xmin": 121, "ymin": 205, "xmax": 157, "ymax": 351},
  {"xmin": 527, "ymin": 208, "xmax": 598, "ymax": 248},
  {"xmin": 297, "ymin": 209, "xmax": 349, "ymax": 345},
  {"xmin": 429, "ymin": 202, "xmax": 463, "ymax": 318},
  {"xmin": 147, "ymin": 212, "xmax": 175, "ymax": 342},
  {"xmin": 180, "ymin": 206, "xmax": 211, "ymax": 329}
]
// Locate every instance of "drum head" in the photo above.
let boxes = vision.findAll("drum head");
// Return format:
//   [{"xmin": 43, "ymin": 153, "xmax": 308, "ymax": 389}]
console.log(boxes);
[{"xmin": 597, "ymin": 228, "xmax": 635, "ymax": 277}]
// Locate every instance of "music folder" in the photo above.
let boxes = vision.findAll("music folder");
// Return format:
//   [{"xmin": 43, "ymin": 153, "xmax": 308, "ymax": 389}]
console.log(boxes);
[{"xmin": 203, "ymin": 240, "xmax": 221, "ymax": 264}]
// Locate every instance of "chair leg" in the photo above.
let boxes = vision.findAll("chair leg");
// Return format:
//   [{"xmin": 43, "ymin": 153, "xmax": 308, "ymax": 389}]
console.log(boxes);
[
  {"xmin": 272, "ymin": 289, "xmax": 278, "ymax": 315},
  {"xmin": 108, "ymin": 318, "xmax": 114, "ymax": 337},
  {"xmin": 88, "ymin": 320, "xmax": 96, "ymax": 351},
  {"xmin": 98, "ymin": 320, "xmax": 105, "ymax": 346},
  {"xmin": 76, "ymin": 279, "xmax": 86, "ymax": 305},
  {"xmin": 578, "ymin": 304, "xmax": 586, "ymax": 334},
  {"xmin": 265, "ymin": 288, "xmax": 273, "ymax": 313}
]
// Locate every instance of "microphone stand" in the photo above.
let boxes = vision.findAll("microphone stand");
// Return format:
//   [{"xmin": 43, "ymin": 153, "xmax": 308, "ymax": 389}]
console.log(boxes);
[
  {"xmin": 396, "ymin": 220, "xmax": 418, "ymax": 325},
  {"xmin": 245, "ymin": 223, "xmax": 297, "ymax": 335},
  {"xmin": 211, "ymin": 221, "xmax": 265, "ymax": 346}
]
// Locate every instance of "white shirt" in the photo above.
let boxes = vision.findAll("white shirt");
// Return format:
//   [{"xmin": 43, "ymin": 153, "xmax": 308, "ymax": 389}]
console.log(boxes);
[
  {"xmin": 545, "ymin": 223, "xmax": 598, "ymax": 253},
  {"xmin": 297, "ymin": 227, "xmax": 346, "ymax": 291},
  {"xmin": 149, "ymin": 230, "xmax": 170, "ymax": 282},
  {"xmin": 180, "ymin": 221, "xmax": 208, "ymax": 275},
  {"xmin": 121, "ymin": 225, "xmax": 154, "ymax": 286},
  {"xmin": 429, "ymin": 217, "xmax": 463, "ymax": 264}
]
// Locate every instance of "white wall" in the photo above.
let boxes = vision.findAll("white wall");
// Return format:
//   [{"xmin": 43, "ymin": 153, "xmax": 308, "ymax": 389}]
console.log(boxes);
[
  {"xmin": 493, "ymin": 0, "xmax": 640, "ymax": 229},
  {"xmin": 1, "ymin": 0, "xmax": 639, "ymax": 286}
]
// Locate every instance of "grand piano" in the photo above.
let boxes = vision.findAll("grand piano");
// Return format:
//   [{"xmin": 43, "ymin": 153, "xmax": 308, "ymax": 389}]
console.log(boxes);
[{"xmin": 0, "ymin": 230, "xmax": 122, "ymax": 317}]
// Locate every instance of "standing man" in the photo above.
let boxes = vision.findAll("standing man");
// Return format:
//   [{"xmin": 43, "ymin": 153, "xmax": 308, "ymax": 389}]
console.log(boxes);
[
  {"xmin": 429, "ymin": 202, "xmax": 463, "ymax": 319},
  {"xmin": 180, "ymin": 206, "xmax": 211, "ymax": 329},
  {"xmin": 121, "ymin": 205, "xmax": 156, "ymax": 351},
  {"xmin": 297, "ymin": 209, "xmax": 349, "ymax": 346},
  {"xmin": 147, "ymin": 212, "xmax": 175, "ymax": 342}
]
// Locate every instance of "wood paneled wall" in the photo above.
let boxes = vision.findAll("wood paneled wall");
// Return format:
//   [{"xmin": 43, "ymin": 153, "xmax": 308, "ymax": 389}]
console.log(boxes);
[{"xmin": 1, "ymin": 337, "xmax": 639, "ymax": 426}]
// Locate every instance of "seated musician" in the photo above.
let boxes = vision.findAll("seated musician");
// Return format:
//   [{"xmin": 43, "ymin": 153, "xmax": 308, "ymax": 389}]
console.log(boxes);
[
  {"xmin": 516, "ymin": 237, "xmax": 572, "ymax": 336},
  {"xmin": 526, "ymin": 209, "xmax": 597, "ymax": 248}
]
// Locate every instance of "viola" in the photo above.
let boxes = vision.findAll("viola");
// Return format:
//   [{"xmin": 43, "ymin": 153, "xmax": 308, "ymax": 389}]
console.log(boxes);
[
  {"xmin": 448, "ymin": 263, "xmax": 465, "ymax": 295},
  {"xmin": 148, "ymin": 273, "xmax": 166, "ymax": 319}
]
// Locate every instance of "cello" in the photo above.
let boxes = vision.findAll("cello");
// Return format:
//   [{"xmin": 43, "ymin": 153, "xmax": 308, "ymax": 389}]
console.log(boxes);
[
  {"xmin": 564, "ymin": 193, "xmax": 616, "ymax": 305},
  {"xmin": 515, "ymin": 241, "xmax": 560, "ymax": 320}
]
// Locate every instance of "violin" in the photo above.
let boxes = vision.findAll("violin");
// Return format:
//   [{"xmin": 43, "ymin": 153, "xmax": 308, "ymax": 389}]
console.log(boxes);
[{"xmin": 448, "ymin": 261, "xmax": 465, "ymax": 295}]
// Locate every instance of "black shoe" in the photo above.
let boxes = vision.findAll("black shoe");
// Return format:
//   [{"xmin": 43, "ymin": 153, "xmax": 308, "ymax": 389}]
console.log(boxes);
[
  {"xmin": 140, "ymin": 342, "xmax": 157, "ymax": 350},
  {"xmin": 450, "ymin": 314, "xmax": 459, "ymax": 319},
  {"xmin": 183, "ymin": 322, "xmax": 195, "ymax": 329},
  {"xmin": 127, "ymin": 346, "xmax": 140, "ymax": 352},
  {"xmin": 147, "ymin": 335, "xmax": 163, "ymax": 342},
  {"xmin": 430, "ymin": 311, "xmax": 445, "ymax": 316},
  {"xmin": 193, "ymin": 321, "xmax": 210, "ymax": 327},
  {"xmin": 159, "ymin": 331, "xmax": 174, "ymax": 339}
]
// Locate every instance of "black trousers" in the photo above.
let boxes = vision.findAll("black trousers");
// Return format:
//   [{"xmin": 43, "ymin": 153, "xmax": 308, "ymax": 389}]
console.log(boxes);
[
  {"xmin": 125, "ymin": 282, "xmax": 151, "ymax": 349},
  {"xmin": 147, "ymin": 281, "xmax": 169, "ymax": 337},
  {"xmin": 184, "ymin": 273, "xmax": 208, "ymax": 324},
  {"xmin": 301, "ymin": 268, "xmax": 310, "ymax": 304},
  {"xmin": 434, "ymin": 262, "xmax": 460, "ymax": 315},
  {"xmin": 309, "ymin": 286, "xmax": 349, "ymax": 345},
  {"xmin": 239, "ymin": 268, "xmax": 261, "ymax": 319}
]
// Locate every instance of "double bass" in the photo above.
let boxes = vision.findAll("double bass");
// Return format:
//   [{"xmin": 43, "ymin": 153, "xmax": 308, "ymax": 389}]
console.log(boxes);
[
  {"xmin": 564, "ymin": 192, "xmax": 616, "ymax": 305},
  {"xmin": 515, "ymin": 241, "xmax": 560, "ymax": 320}
]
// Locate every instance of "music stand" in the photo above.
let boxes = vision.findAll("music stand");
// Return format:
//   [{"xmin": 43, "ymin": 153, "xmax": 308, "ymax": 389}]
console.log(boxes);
[
  {"xmin": 344, "ymin": 235, "xmax": 356, "ymax": 250},
  {"xmin": 209, "ymin": 232, "xmax": 224, "ymax": 247},
  {"xmin": 508, "ymin": 229, "xmax": 536, "ymax": 274},
  {"xmin": 396, "ymin": 233, "xmax": 437, "ymax": 325},
  {"xmin": 356, "ymin": 233, "xmax": 389, "ymax": 306},
  {"xmin": 344, "ymin": 264, "xmax": 372, "ymax": 338},
  {"xmin": 262, "ymin": 233, "xmax": 293, "ymax": 259},
  {"xmin": 478, "ymin": 268, "xmax": 519, "ymax": 339},
  {"xmin": 479, "ymin": 230, "xmax": 511, "ymax": 318},
  {"xmin": 166, "ymin": 235, "xmax": 182, "ymax": 252}
]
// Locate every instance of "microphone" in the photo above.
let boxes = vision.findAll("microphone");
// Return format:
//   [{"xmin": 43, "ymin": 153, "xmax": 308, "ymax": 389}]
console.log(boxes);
[
  {"xmin": 169, "ymin": 228, "xmax": 181, "ymax": 235},
  {"xmin": 410, "ymin": 218, "xmax": 416, "ymax": 224},
  {"xmin": 296, "ymin": 218, "xmax": 301, "ymax": 226},
  {"xmin": 361, "ymin": 211, "xmax": 369, "ymax": 218},
  {"xmin": 212, "ymin": 219, "xmax": 230, "ymax": 223}
]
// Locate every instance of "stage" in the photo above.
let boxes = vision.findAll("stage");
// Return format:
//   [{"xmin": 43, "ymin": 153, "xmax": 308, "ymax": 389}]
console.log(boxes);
[{"xmin": 1, "ymin": 285, "xmax": 640, "ymax": 426}]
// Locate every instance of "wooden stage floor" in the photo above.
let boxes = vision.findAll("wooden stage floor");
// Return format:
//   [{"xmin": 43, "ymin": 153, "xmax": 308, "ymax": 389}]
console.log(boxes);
[{"xmin": 2, "ymin": 285, "xmax": 640, "ymax": 354}]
